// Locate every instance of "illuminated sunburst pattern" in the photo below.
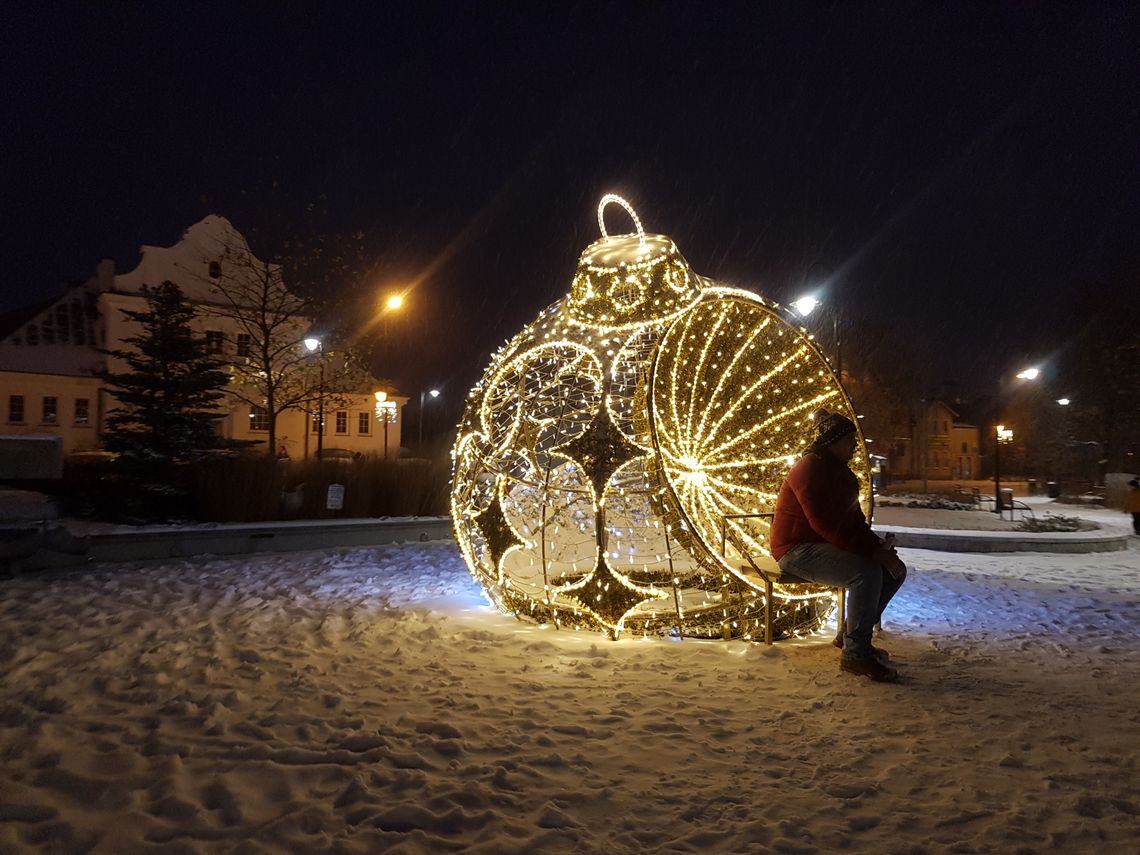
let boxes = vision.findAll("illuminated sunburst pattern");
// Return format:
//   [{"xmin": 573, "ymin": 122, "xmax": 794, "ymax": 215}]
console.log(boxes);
[
  {"xmin": 650, "ymin": 293, "xmax": 871, "ymax": 575},
  {"xmin": 451, "ymin": 196, "xmax": 870, "ymax": 640}
]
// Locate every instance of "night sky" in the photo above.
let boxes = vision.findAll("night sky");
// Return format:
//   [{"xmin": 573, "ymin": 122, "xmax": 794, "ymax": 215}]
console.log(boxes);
[{"xmin": 3, "ymin": 2, "xmax": 1138, "ymax": 405}]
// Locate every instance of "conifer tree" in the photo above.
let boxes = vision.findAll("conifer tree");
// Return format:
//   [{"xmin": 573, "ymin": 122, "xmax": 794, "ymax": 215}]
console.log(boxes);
[{"xmin": 101, "ymin": 281, "xmax": 235, "ymax": 465}]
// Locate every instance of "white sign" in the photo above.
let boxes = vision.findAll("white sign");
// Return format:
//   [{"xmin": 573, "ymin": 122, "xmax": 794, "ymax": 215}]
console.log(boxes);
[{"xmin": 326, "ymin": 484, "xmax": 345, "ymax": 511}]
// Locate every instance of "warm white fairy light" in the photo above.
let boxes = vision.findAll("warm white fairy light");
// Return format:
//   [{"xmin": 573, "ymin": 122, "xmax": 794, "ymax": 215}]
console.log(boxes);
[{"xmin": 451, "ymin": 196, "xmax": 871, "ymax": 640}]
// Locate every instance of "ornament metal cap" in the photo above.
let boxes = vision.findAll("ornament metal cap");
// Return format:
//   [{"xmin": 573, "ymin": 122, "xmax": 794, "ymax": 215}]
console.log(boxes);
[{"xmin": 567, "ymin": 194, "xmax": 702, "ymax": 330}]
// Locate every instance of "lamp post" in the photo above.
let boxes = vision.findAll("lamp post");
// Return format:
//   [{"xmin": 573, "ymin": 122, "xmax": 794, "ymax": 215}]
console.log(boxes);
[
  {"xmin": 304, "ymin": 337, "xmax": 325, "ymax": 460},
  {"xmin": 418, "ymin": 388, "xmax": 440, "ymax": 450},
  {"xmin": 1055, "ymin": 397, "xmax": 1071, "ymax": 487},
  {"xmin": 993, "ymin": 366, "xmax": 1039, "ymax": 513},
  {"xmin": 791, "ymin": 294, "xmax": 842, "ymax": 379},
  {"xmin": 374, "ymin": 391, "xmax": 398, "ymax": 460}
]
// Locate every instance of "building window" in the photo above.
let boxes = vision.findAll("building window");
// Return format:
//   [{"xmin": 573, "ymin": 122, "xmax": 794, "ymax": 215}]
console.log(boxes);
[
  {"xmin": 43, "ymin": 396, "xmax": 58, "ymax": 424},
  {"xmin": 961, "ymin": 441, "xmax": 968, "ymax": 454},
  {"xmin": 236, "ymin": 333, "xmax": 251, "ymax": 357},
  {"xmin": 335, "ymin": 411, "xmax": 348, "ymax": 434},
  {"xmin": 56, "ymin": 304, "xmax": 71, "ymax": 341},
  {"xmin": 71, "ymin": 299, "xmax": 86, "ymax": 345},
  {"xmin": 358, "ymin": 412, "xmax": 371, "ymax": 434},
  {"xmin": 249, "ymin": 405, "xmax": 270, "ymax": 432},
  {"xmin": 75, "ymin": 398, "xmax": 90, "ymax": 425},
  {"xmin": 311, "ymin": 412, "xmax": 322, "ymax": 434},
  {"xmin": 209, "ymin": 261, "xmax": 222, "ymax": 279},
  {"xmin": 205, "ymin": 330, "xmax": 224, "ymax": 353},
  {"xmin": 8, "ymin": 395, "xmax": 25, "ymax": 423}
]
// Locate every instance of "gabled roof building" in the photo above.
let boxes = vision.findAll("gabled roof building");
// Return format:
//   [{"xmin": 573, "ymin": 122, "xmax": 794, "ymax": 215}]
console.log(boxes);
[{"xmin": 0, "ymin": 216, "xmax": 403, "ymax": 461}]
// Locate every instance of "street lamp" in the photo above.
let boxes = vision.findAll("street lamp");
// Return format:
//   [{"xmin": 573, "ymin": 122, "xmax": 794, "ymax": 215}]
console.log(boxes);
[
  {"xmin": 374, "ymin": 391, "xmax": 398, "ymax": 460},
  {"xmin": 993, "ymin": 366, "xmax": 1039, "ymax": 513},
  {"xmin": 304, "ymin": 337, "xmax": 325, "ymax": 459},
  {"xmin": 792, "ymin": 293, "xmax": 842, "ymax": 379},
  {"xmin": 418, "ymin": 388, "xmax": 441, "ymax": 450}
]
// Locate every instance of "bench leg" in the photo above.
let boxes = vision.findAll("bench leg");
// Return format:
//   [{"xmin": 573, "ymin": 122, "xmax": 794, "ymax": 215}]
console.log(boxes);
[{"xmin": 765, "ymin": 579, "xmax": 773, "ymax": 645}]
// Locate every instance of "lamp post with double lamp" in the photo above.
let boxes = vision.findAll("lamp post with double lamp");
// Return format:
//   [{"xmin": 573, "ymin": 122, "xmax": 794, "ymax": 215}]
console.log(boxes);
[
  {"xmin": 418, "ymin": 388, "xmax": 440, "ymax": 451},
  {"xmin": 303, "ymin": 337, "xmax": 325, "ymax": 460},
  {"xmin": 791, "ymin": 295, "xmax": 842, "ymax": 379},
  {"xmin": 992, "ymin": 366, "xmax": 1039, "ymax": 513},
  {"xmin": 374, "ymin": 391, "xmax": 398, "ymax": 460}
]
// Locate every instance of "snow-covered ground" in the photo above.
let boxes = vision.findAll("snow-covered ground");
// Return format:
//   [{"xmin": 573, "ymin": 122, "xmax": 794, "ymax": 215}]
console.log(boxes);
[{"xmin": 2, "ymin": 506, "xmax": 1139, "ymax": 853}]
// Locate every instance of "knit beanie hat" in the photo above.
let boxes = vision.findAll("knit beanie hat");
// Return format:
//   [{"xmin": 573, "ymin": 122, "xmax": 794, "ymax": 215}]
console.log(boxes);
[{"xmin": 812, "ymin": 408, "xmax": 857, "ymax": 448}]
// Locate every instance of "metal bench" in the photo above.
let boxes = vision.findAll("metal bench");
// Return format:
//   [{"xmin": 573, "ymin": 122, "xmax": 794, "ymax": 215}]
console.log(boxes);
[{"xmin": 719, "ymin": 513, "xmax": 846, "ymax": 644}]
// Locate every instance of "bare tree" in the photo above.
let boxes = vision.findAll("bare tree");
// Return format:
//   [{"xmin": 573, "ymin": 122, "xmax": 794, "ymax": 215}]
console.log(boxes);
[{"xmin": 193, "ymin": 221, "xmax": 374, "ymax": 456}]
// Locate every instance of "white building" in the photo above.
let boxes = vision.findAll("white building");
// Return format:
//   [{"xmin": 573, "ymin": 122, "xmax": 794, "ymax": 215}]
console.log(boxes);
[{"xmin": 0, "ymin": 216, "xmax": 404, "ymax": 460}]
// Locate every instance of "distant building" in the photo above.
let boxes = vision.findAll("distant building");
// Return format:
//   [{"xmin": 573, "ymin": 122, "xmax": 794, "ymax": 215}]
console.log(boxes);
[
  {"xmin": 888, "ymin": 400, "xmax": 981, "ymax": 481},
  {"xmin": 0, "ymin": 216, "xmax": 404, "ymax": 460}
]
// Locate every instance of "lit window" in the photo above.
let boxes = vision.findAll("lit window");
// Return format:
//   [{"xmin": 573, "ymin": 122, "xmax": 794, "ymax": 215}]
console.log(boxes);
[
  {"xmin": 236, "ymin": 333, "xmax": 251, "ymax": 357},
  {"xmin": 205, "ymin": 330, "xmax": 224, "ymax": 353},
  {"xmin": 358, "ymin": 412, "xmax": 371, "ymax": 434},
  {"xmin": 8, "ymin": 395, "xmax": 25, "ymax": 423},
  {"xmin": 43, "ymin": 396, "xmax": 58, "ymax": 424},
  {"xmin": 311, "ymin": 412, "xmax": 322, "ymax": 434},
  {"xmin": 249, "ymin": 405, "xmax": 270, "ymax": 432},
  {"xmin": 335, "ymin": 411, "xmax": 348, "ymax": 434},
  {"xmin": 75, "ymin": 398, "xmax": 90, "ymax": 425}
]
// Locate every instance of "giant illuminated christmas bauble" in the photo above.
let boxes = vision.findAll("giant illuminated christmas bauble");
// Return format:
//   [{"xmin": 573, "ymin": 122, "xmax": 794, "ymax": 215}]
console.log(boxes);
[{"xmin": 451, "ymin": 196, "xmax": 871, "ymax": 639}]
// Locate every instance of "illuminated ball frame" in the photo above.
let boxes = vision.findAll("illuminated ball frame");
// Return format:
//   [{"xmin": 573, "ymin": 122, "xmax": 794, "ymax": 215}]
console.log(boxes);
[{"xmin": 451, "ymin": 195, "xmax": 871, "ymax": 640}]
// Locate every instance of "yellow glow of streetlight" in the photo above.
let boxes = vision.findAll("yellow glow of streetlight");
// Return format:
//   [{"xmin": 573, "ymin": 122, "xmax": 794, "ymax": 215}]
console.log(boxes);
[{"xmin": 385, "ymin": 294, "xmax": 404, "ymax": 311}]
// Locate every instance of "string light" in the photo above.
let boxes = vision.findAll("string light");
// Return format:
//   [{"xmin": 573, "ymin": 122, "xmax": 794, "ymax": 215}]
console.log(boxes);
[{"xmin": 451, "ymin": 195, "xmax": 871, "ymax": 640}]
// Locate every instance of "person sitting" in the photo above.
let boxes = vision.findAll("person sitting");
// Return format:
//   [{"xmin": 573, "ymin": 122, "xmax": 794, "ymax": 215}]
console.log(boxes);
[{"xmin": 770, "ymin": 408, "xmax": 907, "ymax": 682}]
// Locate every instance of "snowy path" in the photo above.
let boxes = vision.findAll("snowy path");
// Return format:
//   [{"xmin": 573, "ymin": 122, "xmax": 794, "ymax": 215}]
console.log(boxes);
[{"xmin": 2, "ymin": 536, "xmax": 1139, "ymax": 853}]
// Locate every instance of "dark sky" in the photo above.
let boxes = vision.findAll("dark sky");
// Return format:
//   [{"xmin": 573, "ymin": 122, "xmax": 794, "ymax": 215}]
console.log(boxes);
[{"xmin": 3, "ymin": 2, "xmax": 1138, "ymax": 402}]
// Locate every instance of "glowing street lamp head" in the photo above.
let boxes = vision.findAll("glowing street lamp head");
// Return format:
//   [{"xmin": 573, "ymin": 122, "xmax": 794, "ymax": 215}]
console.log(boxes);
[
  {"xmin": 303, "ymin": 337, "xmax": 321, "ymax": 352},
  {"xmin": 1015, "ymin": 367, "xmax": 1040, "ymax": 381},
  {"xmin": 429, "ymin": 389, "xmax": 441, "ymax": 398},
  {"xmin": 791, "ymin": 296, "xmax": 819, "ymax": 318},
  {"xmin": 1057, "ymin": 397, "xmax": 1071, "ymax": 406},
  {"xmin": 385, "ymin": 294, "xmax": 404, "ymax": 311}
]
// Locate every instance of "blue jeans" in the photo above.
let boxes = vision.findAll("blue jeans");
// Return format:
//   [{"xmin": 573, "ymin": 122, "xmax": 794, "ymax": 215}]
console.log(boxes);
[{"xmin": 777, "ymin": 542, "xmax": 906, "ymax": 660}]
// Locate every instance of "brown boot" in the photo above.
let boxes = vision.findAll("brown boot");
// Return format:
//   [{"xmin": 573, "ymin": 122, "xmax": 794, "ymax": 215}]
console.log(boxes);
[
  {"xmin": 833, "ymin": 635, "xmax": 891, "ymax": 662},
  {"xmin": 839, "ymin": 656, "xmax": 899, "ymax": 682}
]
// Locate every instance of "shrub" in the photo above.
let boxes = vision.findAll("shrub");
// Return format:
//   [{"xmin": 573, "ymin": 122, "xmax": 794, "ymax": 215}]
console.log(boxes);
[
  {"xmin": 1014, "ymin": 514, "xmax": 1097, "ymax": 533},
  {"xmin": 877, "ymin": 494, "xmax": 976, "ymax": 511}
]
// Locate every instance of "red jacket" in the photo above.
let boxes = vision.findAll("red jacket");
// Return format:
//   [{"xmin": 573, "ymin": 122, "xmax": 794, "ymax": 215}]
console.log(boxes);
[{"xmin": 770, "ymin": 451, "xmax": 881, "ymax": 561}]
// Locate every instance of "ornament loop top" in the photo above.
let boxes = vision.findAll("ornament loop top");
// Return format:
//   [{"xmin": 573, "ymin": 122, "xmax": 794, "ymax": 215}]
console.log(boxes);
[{"xmin": 597, "ymin": 194, "xmax": 646, "ymax": 248}]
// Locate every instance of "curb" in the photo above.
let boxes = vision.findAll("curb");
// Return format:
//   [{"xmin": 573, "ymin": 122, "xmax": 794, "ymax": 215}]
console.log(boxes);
[
  {"xmin": 2, "ymin": 518, "xmax": 455, "ymax": 571},
  {"xmin": 877, "ymin": 525, "xmax": 1129, "ymax": 554},
  {"xmin": 86, "ymin": 517, "xmax": 456, "ymax": 562}
]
